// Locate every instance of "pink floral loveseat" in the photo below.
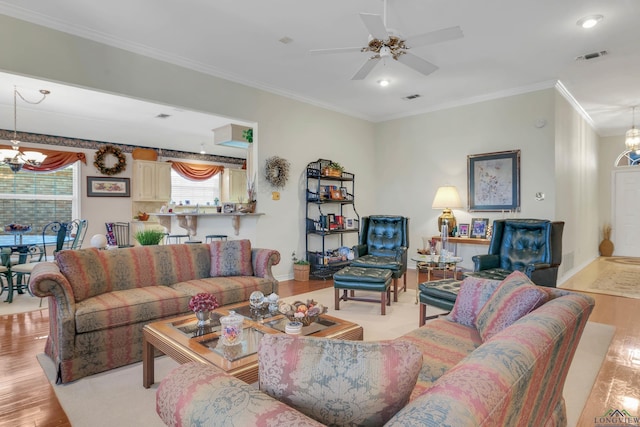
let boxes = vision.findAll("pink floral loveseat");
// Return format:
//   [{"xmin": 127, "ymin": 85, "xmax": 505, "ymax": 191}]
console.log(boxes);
[
  {"xmin": 156, "ymin": 272, "xmax": 594, "ymax": 426},
  {"xmin": 29, "ymin": 240, "xmax": 280, "ymax": 384}
]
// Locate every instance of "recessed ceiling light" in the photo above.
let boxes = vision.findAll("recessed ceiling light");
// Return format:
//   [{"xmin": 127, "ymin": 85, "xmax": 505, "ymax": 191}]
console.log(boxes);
[
  {"xmin": 377, "ymin": 79, "xmax": 390, "ymax": 87},
  {"xmin": 576, "ymin": 15, "xmax": 603, "ymax": 29}
]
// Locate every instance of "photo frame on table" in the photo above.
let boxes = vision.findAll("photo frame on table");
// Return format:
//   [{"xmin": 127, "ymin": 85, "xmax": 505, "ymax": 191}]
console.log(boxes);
[
  {"xmin": 467, "ymin": 150, "xmax": 520, "ymax": 212},
  {"xmin": 223, "ymin": 203, "xmax": 235, "ymax": 213},
  {"xmin": 470, "ymin": 218, "xmax": 490, "ymax": 239},
  {"xmin": 340, "ymin": 187, "xmax": 348, "ymax": 199},
  {"xmin": 458, "ymin": 223, "xmax": 470, "ymax": 237},
  {"xmin": 87, "ymin": 176, "xmax": 130, "ymax": 197}
]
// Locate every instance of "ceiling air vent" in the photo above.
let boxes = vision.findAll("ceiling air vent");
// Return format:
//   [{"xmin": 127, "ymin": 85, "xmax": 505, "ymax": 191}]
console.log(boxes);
[
  {"xmin": 575, "ymin": 50, "xmax": 608, "ymax": 61},
  {"xmin": 403, "ymin": 94, "xmax": 421, "ymax": 100}
]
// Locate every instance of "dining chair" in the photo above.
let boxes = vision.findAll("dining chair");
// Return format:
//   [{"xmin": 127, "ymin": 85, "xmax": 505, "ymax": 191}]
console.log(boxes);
[
  {"xmin": 10, "ymin": 221, "xmax": 68, "ymax": 305},
  {"xmin": 68, "ymin": 219, "xmax": 89, "ymax": 250},
  {"xmin": 0, "ymin": 248, "xmax": 14, "ymax": 302},
  {"xmin": 105, "ymin": 222, "xmax": 134, "ymax": 248}
]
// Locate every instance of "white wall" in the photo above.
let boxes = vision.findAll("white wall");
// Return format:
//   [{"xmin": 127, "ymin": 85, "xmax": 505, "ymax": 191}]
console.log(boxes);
[
  {"xmin": 374, "ymin": 90, "xmax": 557, "ymax": 270},
  {"xmin": 554, "ymin": 92, "xmax": 601, "ymax": 280}
]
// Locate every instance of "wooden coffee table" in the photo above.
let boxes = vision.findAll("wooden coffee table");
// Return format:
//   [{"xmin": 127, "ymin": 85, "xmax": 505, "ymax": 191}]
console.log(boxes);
[{"xmin": 142, "ymin": 301, "xmax": 363, "ymax": 387}]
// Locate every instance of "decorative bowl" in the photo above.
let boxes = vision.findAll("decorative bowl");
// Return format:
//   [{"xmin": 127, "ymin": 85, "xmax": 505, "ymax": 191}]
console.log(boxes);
[
  {"xmin": 279, "ymin": 299, "xmax": 327, "ymax": 326},
  {"xmin": 4, "ymin": 223, "xmax": 32, "ymax": 234}
]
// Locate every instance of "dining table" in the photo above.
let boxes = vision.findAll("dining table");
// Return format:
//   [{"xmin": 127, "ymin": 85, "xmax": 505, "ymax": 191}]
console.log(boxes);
[{"xmin": 0, "ymin": 233, "xmax": 69, "ymax": 303}]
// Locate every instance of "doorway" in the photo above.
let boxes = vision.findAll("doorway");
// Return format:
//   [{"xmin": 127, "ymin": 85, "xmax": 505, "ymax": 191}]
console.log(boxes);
[{"xmin": 612, "ymin": 168, "xmax": 640, "ymax": 256}]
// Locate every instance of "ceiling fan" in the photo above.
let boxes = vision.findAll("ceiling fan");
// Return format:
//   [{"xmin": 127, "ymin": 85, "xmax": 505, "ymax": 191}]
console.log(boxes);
[{"xmin": 309, "ymin": 0, "xmax": 463, "ymax": 80}]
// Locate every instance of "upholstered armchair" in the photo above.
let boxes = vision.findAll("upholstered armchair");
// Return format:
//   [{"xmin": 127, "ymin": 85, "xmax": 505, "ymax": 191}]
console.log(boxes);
[
  {"xmin": 468, "ymin": 219, "xmax": 564, "ymax": 287},
  {"xmin": 350, "ymin": 215, "xmax": 409, "ymax": 299}
]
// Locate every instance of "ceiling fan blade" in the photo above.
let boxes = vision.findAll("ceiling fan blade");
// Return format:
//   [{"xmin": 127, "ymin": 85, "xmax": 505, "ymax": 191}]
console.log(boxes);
[
  {"xmin": 396, "ymin": 53, "xmax": 438, "ymax": 76},
  {"xmin": 405, "ymin": 26, "xmax": 464, "ymax": 48},
  {"xmin": 359, "ymin": 13, "xmax": 389, "ymax": 40},
  {"xmin": 309, "ymin": 47, "xmax": 363, "ymax": 55},
  {"xmin": 351, "ymin": 58, "xmax": 380, "ymax": 80}
]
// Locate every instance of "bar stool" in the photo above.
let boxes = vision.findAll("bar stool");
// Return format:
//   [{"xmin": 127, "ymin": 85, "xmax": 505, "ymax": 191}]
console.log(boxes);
[
  {"xmin": 165, "ymin": 234, "xmax": 189, "ymax": 244},
  {"xmin": 205, "ymin": 234, "xmax": 228, "ymax": 242}
]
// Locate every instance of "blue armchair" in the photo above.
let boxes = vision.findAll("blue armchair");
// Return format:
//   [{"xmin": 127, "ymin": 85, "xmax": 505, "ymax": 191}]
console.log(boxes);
[
  {"xmin": 468, "ymin": 219, "xmax": 564, "ymax": 287},
  {"xmin": 350, "ymin": 215, "xmax": 409, "ymax": 300}
]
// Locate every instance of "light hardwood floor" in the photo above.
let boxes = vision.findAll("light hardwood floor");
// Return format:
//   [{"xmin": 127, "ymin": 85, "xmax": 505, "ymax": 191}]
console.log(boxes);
[{"xmin": 0, "ymin": 258, "xmax": 637, "ymax": 426}]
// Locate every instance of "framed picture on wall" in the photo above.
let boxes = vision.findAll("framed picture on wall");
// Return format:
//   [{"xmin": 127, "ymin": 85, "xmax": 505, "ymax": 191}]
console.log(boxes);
[
  {"xmin": 467, "ymin": 150, "xmax": 520, "ymax": 212},
  {"xmin": 458, "ymin": 223, "xmax": 470, "ymax": 237},
  {"xmin": 471, "ymin": 218, "xmax": 489, "ymax": 239},
  {"xmin": 87, "ymin": 176, "xmax": 130, "ymax": 197},
  {"xmin": 223, "ymin": 203, "xmax": 235, "ymax": 213}
]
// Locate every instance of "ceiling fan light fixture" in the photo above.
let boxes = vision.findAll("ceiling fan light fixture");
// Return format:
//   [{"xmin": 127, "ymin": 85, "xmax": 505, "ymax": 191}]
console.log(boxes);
[{"xmin": 577, "ymin": 15, "xmax": 603, "ymax": 29}]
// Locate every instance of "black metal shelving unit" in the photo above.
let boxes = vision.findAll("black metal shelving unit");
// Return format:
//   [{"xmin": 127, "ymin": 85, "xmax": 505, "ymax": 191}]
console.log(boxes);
[{"xmin": 305, "ymin": 159, "xmax": 360, "ymax": 279}]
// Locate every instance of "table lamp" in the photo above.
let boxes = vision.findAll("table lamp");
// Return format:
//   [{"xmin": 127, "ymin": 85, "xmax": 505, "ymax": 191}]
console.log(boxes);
[{"xmin": 432, "ymin": 186, "xmax": 462, "ymax": 235}]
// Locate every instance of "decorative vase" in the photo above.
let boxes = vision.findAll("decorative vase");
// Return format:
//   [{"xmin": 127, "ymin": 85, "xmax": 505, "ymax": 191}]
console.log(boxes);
[
  {"xmin": 195, "ymin": 310, "xmax": 210, "ymax": 327},
  {"xmin": 220, "ymin": 310, "xmax": 243, "ymax": 346},
  {"xmin": 293, "ymin": 264, "xmax": 310, "ymax": 281},
  {"xmin": 599, "ymin": 238, "xmax": 614, "ymax": 257}
]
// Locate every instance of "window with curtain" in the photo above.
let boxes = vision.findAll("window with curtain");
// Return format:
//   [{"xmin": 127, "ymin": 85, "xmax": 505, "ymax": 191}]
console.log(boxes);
[
  {"xmin": 0, "ymin": 163, "xmax": 77, "ymax": 231},
  {"xmin": 170, "ymin": 169, "xmax": 221, "ymax": 206}
]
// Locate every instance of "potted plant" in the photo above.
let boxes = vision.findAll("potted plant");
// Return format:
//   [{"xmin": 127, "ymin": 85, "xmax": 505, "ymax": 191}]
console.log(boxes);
[
  {"xmin": 134, "ymin": 229, "xmax": 166, "ymax": 246},
  {"xmin": 322, "ymin": 161, "xmax": 344, "ymax": 177},
  {"xmin": 242, "ymin": 128, "xmax": 253, "ymax": 143},
  {"xmin": 292, "ymin": 251, "xmax": 310, "ymax": 282},
  {"xmin": 238, "ymin": 175, "xmax": 257, "ymax": 213}
]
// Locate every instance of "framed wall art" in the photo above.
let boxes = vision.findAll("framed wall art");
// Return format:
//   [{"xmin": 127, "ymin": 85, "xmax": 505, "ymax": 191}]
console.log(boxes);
[
  {"xmin": 467, "ymin": 150, "xmax": 520, "ymax": 212},
  {"xmin": 458, "ymin": 223, "xmax": 470, "ymax": 237},
  {"xmin": 87, "ymin": 176, "xmax": 130, "ymax": 197},
  {"xmin": 223, "ymin": 203, "xmax": 235, "ymax": 213},
  {"xmin": 470, "ymin": 218, "xmax": 490, "ymax": 239}
]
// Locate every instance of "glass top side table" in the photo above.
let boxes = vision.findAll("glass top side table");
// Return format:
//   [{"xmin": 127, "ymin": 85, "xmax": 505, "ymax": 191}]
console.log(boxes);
[{"xmin": 412, "ymin": 254, "xmax": 462, "ymax": 303}]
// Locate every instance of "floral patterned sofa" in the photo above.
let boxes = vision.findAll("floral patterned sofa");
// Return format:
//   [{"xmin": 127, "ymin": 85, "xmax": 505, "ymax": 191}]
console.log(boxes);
[
  {"xmin": 156, "ymin": 272, "xmax": 594, "ymax": 426},
  {"xmin": 29, "ymin": 240, "xmax": 280, "ymax": 384}
]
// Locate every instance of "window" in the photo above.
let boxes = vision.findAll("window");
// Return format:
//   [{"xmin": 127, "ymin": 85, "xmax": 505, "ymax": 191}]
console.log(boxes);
[
  {"xmin": 170, "ymin": 169, "xmax": 221, "ymax": 205},
  {"xmin": 0, "ymin": 163, "xmax": 79, "ymax": 231}
]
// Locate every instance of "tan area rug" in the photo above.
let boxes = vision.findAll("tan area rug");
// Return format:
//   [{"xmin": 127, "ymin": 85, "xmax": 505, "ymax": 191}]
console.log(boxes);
[
  {"xmin": 37, "ymin": 286, "xmax": 613, "ymax": 427},
  {"xmin": 566, "ymin": 258, "xmax": 640, "ymax": 299},
  {"xmin": 0, "ymin": 293, "xmax": 46, "ymax": 316}
]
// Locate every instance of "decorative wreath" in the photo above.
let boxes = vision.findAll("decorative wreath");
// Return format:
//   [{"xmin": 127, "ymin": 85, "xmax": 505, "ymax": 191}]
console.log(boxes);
[
  {"xmin": 94, "ymin": 145, "xmax": 127, "ymax": 175},
  {"xmin": 265, "ymin": 156, "xmax": 290, "ymax": 189}
]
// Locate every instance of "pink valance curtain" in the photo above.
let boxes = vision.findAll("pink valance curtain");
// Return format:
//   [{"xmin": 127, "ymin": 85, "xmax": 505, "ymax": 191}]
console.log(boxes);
[
  {"xmin": 0, "ymin": 145, "xmax": 87, "ymax": 172},
  {"xmin": 170, "ymin": 161, "xmax": 224, "ymax": 181}
]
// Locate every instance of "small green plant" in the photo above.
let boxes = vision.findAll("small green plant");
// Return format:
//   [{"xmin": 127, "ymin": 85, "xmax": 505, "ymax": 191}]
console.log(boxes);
[
  {"xmin": 135, "ymin": 229, "xmax": 166, "ymax": 246},
  {"xmin": 242, "ymin": 128, "xmax": 253, "ymax": 143},
  {"xmin": 292, "ymin": 251, "xmax": 310, "ymax": 265},
  {"xmin": 328, "ymin": 161, "xmax": 343, "ymax": 172}
]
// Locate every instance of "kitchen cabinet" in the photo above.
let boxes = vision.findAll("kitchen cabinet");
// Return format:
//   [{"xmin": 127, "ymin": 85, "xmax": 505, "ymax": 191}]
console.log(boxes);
[{"xmin": 132, "ymin": 160, "xmax": 171, "ymax": 202}]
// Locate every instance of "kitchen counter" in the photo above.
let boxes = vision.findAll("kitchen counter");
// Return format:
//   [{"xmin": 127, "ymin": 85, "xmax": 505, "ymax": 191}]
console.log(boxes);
[{"xmin": 152, "ymin": 212, "xmax": 264, "ymax": 236}]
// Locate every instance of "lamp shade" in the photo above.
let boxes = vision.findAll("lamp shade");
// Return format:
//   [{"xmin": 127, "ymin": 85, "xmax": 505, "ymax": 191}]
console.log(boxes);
[{"xmin": 432, "ymin": 186, "xmax": 462, "ymax": 209}]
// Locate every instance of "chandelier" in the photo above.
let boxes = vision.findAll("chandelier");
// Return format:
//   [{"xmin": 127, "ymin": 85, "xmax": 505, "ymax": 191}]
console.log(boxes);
[
  {"xmin": 625, "ymin": 106, "xmax": 640, "ymax": 152},
  {"xmin": 0, "ymin": 86, "xmax": 49, "ymax": 173}
]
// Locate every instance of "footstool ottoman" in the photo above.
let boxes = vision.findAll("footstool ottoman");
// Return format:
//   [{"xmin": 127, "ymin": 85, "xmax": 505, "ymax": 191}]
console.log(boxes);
[
  {"xmin": 333, "ymin": 266, "xmax": 393, "ymax": 315},
  {"xmin": 418, "ymin": 278, "xmax": 462, "ymax": 326}
]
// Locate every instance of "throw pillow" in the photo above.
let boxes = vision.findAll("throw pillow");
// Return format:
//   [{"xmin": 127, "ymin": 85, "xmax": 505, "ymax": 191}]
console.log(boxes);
[
  {"xmin": 209, "ymin": 239, "xmax": 253, "ymax": 277},
  {"xmin": 446, "ymin": 276, "xmax": 502, "ymax": 327},
  {"xmin": 258, "ymin": 335, "xmax": 423, "ymax": 426},
  {"xmin": 475, "ymin": 270, "xmax": 548, "ymax": 341}
]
